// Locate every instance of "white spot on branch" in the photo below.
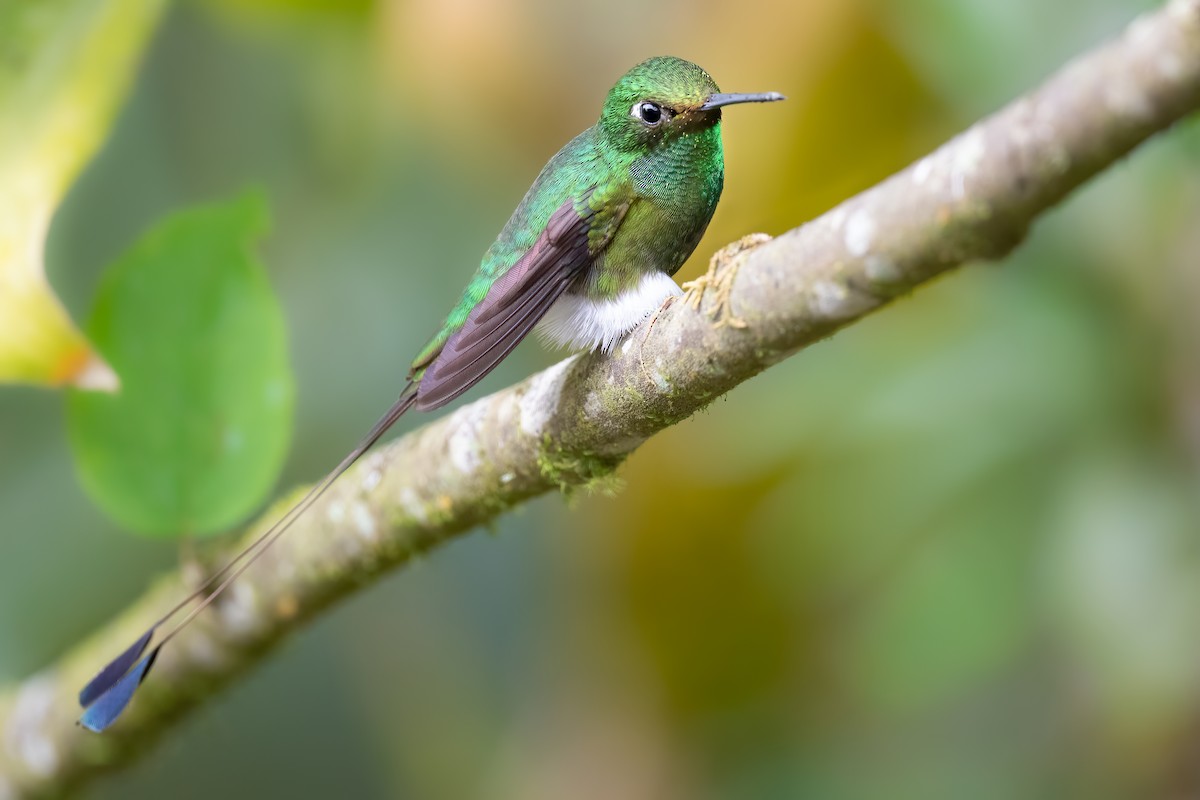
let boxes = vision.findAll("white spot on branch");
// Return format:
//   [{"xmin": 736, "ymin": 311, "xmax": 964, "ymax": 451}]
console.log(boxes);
[
  {"xmin": 448, "ymin": 402, "xmax": 488, "ymax": 473},
  {"xmin": 824, "ymin": 204, "xmax": 847, "ymax": 231},
  {"xmin": 399, "ymin": 487, "xmax": 428, "ymax": 524},
  {"xmin": 218, "ymin": 582, "xmax": 263, "ymax": 637},
  {"xmin": 1168, "ymin": 0, "xmax": 1200, "ymax": 22},
  {"xmin": 912, "ymin": 156, "xmax": 934, "ymax": 185},
  {"xmin": 951, "ymin": 127, "xmax": 986, "ymax": 199},
  {"xmin": 1105, "ymin": 79, "xmax": 1153, "ymax": 120},
  {"xmin": 1128, "ymin": 13, "xmax": 1159, "ymax": 44},
  {"xmin": 7, "ymin": 675, "xmax": 58, "ymax": 777},
  {"xmin": 865, "ymin": 254, "xmax": 901, "ymax": 284},
  {"xmin": 844, "ymin": 209, "xmax": 876, "ymax": 257},
  {"xmin": 17, "ymin": 738, "xmax": 56, "ymax": 778},
  {"xmin": 584, "ymin": 391, "xmax": 604, "ymax": 418},
  {"xmin": 351, "ymin": 502, "xmax": 377, "ymax": 541},
  {"xmin": 496, "ymin": 393, "xmax": 517, "ymax": 427},
  {"xmin": 519, "ymin": 357, "xmax": 575, "ymax": 436},
  {"xmin": 650, "ymin": 358, "xmax": 670, "ymax": 392},
  {"xmin": 811, "ymin": 280, "xmax": 849, "ymax": 317}
]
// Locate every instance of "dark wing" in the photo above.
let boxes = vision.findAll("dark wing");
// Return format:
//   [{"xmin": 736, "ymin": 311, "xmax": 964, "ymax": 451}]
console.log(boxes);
[{"xmin": 415, "ymin": 198, "xmax": 622, "ymax": 411}]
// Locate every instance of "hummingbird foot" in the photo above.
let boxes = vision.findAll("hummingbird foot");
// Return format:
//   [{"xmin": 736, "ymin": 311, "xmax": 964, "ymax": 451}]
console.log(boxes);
[{"xmin": 683, "ymin": 233, "xmax": 772, "ymax": 329}]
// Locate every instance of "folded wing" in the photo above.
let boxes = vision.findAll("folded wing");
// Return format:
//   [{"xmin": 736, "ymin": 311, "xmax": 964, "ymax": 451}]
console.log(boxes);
[{"xmin": 415, "ymin": 196, "xmax": 624, "ymax": 410}]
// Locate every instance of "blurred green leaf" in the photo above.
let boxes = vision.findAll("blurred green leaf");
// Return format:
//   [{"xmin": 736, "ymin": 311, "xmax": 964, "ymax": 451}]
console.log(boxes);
[
  {"xmin": 0, "ymin": 0, "xmax": 165, "ymax": 389},
  {"xmin": 68, "ymin": 192, "xmax": 294, "ymax": 537}
]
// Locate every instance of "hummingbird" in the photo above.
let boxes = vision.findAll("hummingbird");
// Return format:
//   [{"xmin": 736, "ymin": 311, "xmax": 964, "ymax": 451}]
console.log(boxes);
[{"xmin": 77, "ymin": 56, "xmax": 784, "ymax": 731}]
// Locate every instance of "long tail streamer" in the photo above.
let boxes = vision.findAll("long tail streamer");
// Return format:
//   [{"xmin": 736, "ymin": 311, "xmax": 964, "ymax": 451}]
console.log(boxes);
[{"xmin": 79, "ymin": 387, "xmax": 418, "ymax": 732}]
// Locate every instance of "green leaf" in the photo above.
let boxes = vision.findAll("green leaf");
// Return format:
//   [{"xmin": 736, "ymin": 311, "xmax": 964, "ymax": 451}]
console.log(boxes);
[
  {"xmin": 0, "ymin": 0, "xmax": 166, "ymax": 390},
  {"xmin": 68, "ymin": 192, "xmax": 294, "ymax": 537}
]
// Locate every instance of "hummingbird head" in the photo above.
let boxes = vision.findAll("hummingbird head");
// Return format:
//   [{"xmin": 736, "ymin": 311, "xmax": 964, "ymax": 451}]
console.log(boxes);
[{"xmin": 599, "ymin": 56, "xmax": 784, "ymax": 153}]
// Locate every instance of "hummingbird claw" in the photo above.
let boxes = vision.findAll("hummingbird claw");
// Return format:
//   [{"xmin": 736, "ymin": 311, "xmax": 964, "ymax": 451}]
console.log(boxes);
[
  {"xmin": 640, "ymin": 292, "xmax": 678, "ymax": 347},
  {"xmin": 683, "ymin": 233, "xmax": 772, "ymax": 329}
]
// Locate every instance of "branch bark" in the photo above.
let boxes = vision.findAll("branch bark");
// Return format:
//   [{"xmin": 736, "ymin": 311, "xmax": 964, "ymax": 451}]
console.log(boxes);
[{"xmin": 5, "ymin": 1, "xmax": 1200, "ymax": 795}]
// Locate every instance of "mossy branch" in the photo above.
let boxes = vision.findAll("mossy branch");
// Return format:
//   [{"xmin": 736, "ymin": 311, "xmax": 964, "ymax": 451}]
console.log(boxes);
[{"xmin": 4, "ymin": 1, "xmax": 1200, "ymax": 796}]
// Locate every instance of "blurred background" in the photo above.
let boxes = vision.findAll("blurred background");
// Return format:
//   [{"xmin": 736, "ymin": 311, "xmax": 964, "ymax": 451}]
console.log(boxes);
[{"xmin": 4, "ymin": 0, "xmax": 1200, "ymax": 796}]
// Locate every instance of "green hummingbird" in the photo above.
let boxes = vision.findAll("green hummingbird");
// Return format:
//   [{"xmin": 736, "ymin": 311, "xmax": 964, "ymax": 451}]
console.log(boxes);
[{"xmin": 77, "ymin": 56, "xmax": 784, "ymax": 731}]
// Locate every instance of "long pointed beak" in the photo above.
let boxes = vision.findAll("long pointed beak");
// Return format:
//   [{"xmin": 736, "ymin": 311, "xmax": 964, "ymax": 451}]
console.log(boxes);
[{"xmin": 698, "ymin": 91, "xmax": 786, "ymax": 111}]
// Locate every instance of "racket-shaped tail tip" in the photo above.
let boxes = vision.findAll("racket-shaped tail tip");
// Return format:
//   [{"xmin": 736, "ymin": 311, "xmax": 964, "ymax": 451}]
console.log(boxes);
[
  {"xmin": 78, "ymin": 628, "xmax": 154, "ymax": 708},
  {"xmin": 78, "ymin": 647, "xmax": 160, "ymax": 733}
]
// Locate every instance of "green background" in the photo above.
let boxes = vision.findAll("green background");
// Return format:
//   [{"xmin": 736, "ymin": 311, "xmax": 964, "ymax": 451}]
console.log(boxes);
[{"xmin": 4, "ymin": 0, "xmax": 1200, "ymax": 797}]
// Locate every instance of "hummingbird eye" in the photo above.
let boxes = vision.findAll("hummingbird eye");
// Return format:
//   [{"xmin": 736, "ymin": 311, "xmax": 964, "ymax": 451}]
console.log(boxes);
[{"xmin": 632, "ymin": 101, "xmax": 665, "ymax": 126}]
